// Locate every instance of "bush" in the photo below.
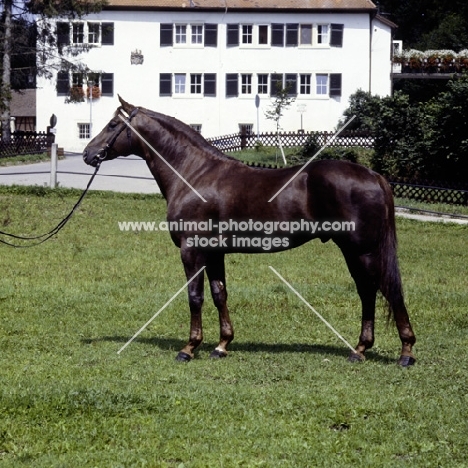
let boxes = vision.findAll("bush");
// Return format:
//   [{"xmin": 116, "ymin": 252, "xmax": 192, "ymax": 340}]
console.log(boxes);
[
  {"xmin": 297, "ymin": 132, "xmax": 321, "ymax": 160},
  {"xmin": 342, "ymin": 77, "xmax": 468, "ymax": 182},
  {"xmin": 292, "ymin": 134, "xmax": 371, "ymax": 166}
]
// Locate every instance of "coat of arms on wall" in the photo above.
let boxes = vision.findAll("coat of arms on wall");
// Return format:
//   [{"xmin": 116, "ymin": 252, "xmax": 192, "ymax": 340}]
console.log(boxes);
[{"xmin": 131, "ymin": 49, "xmax": 144, "ymax": 65}]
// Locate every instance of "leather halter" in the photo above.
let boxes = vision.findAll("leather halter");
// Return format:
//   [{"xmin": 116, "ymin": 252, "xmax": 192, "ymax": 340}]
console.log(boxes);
[{"xmin": 95, "ymin": 107, "xmax": 140, "ymax": 164}]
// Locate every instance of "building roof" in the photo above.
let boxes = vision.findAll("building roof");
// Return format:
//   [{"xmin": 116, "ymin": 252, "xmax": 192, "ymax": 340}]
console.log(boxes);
[
  {"xmin": 105, "ymin": 0, "xmax": 377, "ymax": 11},
  {"xmin": 11, "ymin": 89, "xmax": 36, "ymax": 118}
]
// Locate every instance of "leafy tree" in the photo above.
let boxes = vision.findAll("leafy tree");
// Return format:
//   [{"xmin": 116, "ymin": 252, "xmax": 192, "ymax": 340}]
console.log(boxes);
[
  {"xmin": 378, "ymin": 0, "xmax": 468, "ymax": 51},
  {"xmin": 425, "ymin": 74, "xmax": 468, "ymax": 180},
  {"xmin": 0, "ymin": 0, "xmax": 107, "ymax": 141},
  {"xmin": 342, "ymin": 77, "xmax": 468, "ymax": 181},
  {"xmin": 265, "ymin": 81, "xmax": 296, "ymax": 134},
  {"xmin": 265, "ymin": 81, "xmax": 296, "ymax": 164},
  {"xmin": 370, "ymin": 92, "xmax": 429, "ymax": 178}
]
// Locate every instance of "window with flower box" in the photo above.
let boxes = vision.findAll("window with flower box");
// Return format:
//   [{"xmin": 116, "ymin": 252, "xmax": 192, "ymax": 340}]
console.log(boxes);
[{"xmin": 56, "ymin": 72, "xmax": 114, "ymax": 98}]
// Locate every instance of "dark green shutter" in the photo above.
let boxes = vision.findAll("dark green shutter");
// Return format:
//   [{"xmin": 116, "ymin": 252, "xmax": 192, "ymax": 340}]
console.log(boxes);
[
  {"xmin": 330, "ymin": 24, "xmax": 344, "ymax": 47},
  {"xmin": 101, "ymin": 23, "xmax": 114, "ymax": 45}
]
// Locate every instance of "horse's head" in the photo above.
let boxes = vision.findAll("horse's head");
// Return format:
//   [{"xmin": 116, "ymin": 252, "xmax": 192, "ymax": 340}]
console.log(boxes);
[{"xmin": 83, "ymin": 95, "xmax": 139, "ymax": 167}]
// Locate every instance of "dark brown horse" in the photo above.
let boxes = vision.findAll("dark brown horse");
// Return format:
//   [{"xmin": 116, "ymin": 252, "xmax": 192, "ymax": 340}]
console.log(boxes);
[{"xmin": 83, "ymin": 96, "xmax": 416, "ymax": 366}]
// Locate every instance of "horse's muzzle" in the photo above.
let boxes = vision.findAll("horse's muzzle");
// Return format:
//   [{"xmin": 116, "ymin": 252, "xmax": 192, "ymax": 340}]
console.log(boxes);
[{"xmin": 83, "ymin": 148, "xmax": 105, "ymax": 167}]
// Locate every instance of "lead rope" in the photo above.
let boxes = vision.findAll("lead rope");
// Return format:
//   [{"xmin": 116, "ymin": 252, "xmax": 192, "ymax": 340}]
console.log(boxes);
[{"xmin": 0, "ymin": 156, "xmax": 104, "ymax": 248}]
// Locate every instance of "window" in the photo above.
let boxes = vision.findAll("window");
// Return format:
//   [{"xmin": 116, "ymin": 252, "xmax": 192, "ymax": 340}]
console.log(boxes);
[
  {"xmin": 242, "ymin": 25, "xmax": 253, "ymax": 44},
  {"xmin": 330, "ymin": 24, "xmax": 344, "ymax": 47},
  {"xmin": 239, "ymin": 124, "xmax": 253, "ymax": 135},
  {"xmin": 57, "ymin": 21, "xmax": 113, "ymax": 47},
  {"xmin": 286, "ymin": 24, "xmax": 298, "ymax": 46},
  {"xmin": 191, "ymin": 124, "xmax": 202, "ymax": 133},
  {"xmin": 271, "ymin": 24, "xmax": 284, "ymax": 46},
  {"xmin": 270, "ymin": 74, "xmax": 283, "ymax": 96},
  {"xmin": 300, "ymin": 24, "xmax": 312, "ymax": 45},
  {"xmin": 259, "ymin": 25, "xmax": 268, "ymax": 45},
  {"xmin": 226, "ymin": 74, "xmax": 238, "ymax": 97},
  {"xmin": 88, "ymin": 23, "xmax": 100, "ymax": 44},
  {"xmin": 285, "ymin": 73, "xmax": 297, "ymax": 96},
  {"xmin": 72, "ymin": 73, "xmax": 83, "ymax": 88},
  {"xmin": 317, "ymin": 25, "xmax": 329, "ymax": 45},
  {"xmin": 160, "ymin": 73, "xmax": 216, "ymax": 96},
  {"xmin": 241, "ymin": 74, "xmax": 252, "ymax": 94},
  {"xmin": 175, "ymin": 25, "xmax": 187, "ymax": 44},
  {"xmin": 87, "ymin": 72, "xmax": 100, "ymax": 89},
  {"xmin": 191, "ymin": 24, "xmax": 203, "ymax": 44},
  {"xmin": 258, "ymin": 74, "xmax": 268, "ymax": 94},
  {"xmin": 78, "ymin": 123, "xmax": 90, "ymax": 139},
  {"xmin": 227, "ymin": 24, "xmax": 239, "ymax": 46},
  {"xmin": 316, "ymin": 74, "xmax": 328, "ymax": 95},
  {"xmin": 162, "ymin": 23, "xmax": 217, "ymax": 47},
  {"xmin": 56, "ymin": 72, "xmax": 113, "ymax": 98},
  {"xmin": 190, "ymin": 74, "xmax": 202, "ymax": 94},
  {"xmin": 72, "ymin": 23, "xmax": 84, "ymax": 44},
  {"xmin": 300, "ymin": 74, "xmax": 311, "ymax": 94},
  {"xmin": 175, "ymin": 74, "xmax": 186, "ymax": 94}
]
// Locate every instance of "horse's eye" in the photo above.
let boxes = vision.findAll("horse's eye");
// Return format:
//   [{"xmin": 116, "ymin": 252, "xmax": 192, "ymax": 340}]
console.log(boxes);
[{"xmin": 109, "ymin": 120, "xmax": 118, "ymax": 129}]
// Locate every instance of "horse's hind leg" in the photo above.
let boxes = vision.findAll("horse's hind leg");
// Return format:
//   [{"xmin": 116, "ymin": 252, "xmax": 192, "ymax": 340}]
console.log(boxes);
[
  {"xmin": 176, "ymin": 246, "xmax": 206, "ymax": 362},
  {"xmin": 383, "ymin": 285, "xmax": 416, "ymax": 367},
  {"xmin": 206, "ymin": 253, "xmax": 234, "ymax": 359},
  {"xmin": 341, "ymin": 249, "xmax": 379, "ymax": 363},
  {"xmin": 342, "ymin": 247, "xmax": 416, "ymax": 366}
]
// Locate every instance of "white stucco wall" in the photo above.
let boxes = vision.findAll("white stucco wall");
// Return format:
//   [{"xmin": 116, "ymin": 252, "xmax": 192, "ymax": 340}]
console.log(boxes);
[
  {"xmin": 36, "ymin": 9, "xmax": 392, "ymax": 152},
  {"xmin": 370, "ymin": 17, "xmax": 393, "ymax": 96}
]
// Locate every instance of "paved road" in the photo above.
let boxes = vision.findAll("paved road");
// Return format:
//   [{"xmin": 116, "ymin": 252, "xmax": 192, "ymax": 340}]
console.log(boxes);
[
  {"xmin": 395, "ymin": 210, "xmax": 468, "ymax": 225},
  {"xmin": 1, "ymin": 154, "xmax": 467, "ymax": 225},
  {"xmin": 0, "ymin": 153, "xmax": 161, "ymax": 194}
]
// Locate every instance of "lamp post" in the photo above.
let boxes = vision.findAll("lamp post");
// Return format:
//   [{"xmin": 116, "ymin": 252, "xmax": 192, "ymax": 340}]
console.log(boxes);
[{"xmin": 255, "ymin": 94, "xmax": 260, "ymax": 140}]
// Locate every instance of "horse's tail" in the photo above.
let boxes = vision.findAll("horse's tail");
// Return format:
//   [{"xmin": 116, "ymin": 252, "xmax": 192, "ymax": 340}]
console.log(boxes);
[{"xmin": 376, "ymin": 175, "xmax": 405, "ymax": 321}]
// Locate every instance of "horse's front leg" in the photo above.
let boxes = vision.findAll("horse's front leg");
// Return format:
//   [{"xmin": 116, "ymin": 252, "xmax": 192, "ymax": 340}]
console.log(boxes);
[
  {"xmin": 206, "ymin": 253, "xmax": 234, "ymax": 359},
  {"xmin": 176, "ymin": 245, "xmax": 206, "ymax": 362}
]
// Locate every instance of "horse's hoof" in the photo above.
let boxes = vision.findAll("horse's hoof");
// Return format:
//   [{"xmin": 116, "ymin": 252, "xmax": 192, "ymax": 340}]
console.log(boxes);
[
  {"xmin": 210, "ymin": 349, "xmax": 227, "ymax": 359},
  {"xmin": 348, "ymin": 352, "xmax": 365, "ymax": 363},
  {"xmin": 398, "ymin": 355, "xmax": 416, "ymax": 367},
  {"xmin": 175, "ymin": 351, "xmax": 192, "ymax": 362}
]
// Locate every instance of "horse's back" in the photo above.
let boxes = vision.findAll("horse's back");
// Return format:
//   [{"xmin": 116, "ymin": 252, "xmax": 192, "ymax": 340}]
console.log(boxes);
[{"xmin": 304, "ymin": 160, "xmax": 393, "ymax": 248}]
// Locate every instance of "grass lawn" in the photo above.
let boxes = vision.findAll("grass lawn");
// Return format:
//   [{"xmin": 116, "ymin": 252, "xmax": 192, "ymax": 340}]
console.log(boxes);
[
  {"xmin": 0, "ymin": 186, "xmax": 467, "ymax": 467},
  {"xmin": 0, "ymin": 153, "xmax": 52, "ymax": 167}
]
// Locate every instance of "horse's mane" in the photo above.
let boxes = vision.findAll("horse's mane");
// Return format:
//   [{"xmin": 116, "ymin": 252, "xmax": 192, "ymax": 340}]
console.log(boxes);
[
  {"xmin": 138, "ymin": 107, "xmax": 242, "ymax": 164},
  {"xmin": 116, "ymin": 105, "xmax": 288, "ymax": 170}
]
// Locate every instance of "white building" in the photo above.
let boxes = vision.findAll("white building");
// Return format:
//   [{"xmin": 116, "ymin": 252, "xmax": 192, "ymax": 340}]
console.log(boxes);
[{"xmin": 36, "ymin": 0, "xmax": 396, "ymax": 152}]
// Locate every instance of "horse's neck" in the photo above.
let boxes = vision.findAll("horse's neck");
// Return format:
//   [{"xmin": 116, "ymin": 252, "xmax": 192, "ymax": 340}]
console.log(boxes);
[{"xmin": 136, "ymin": 123, "xmax": 197, "ymax": 198}]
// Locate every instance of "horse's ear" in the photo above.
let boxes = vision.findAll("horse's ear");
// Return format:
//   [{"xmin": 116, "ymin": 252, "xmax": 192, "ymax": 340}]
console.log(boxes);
[{"xmin": 118, "ymin": 95, "xmax": 135, "ymax": 114}]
